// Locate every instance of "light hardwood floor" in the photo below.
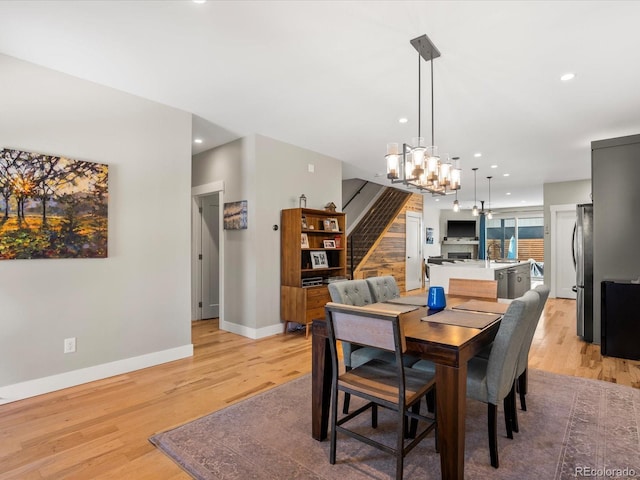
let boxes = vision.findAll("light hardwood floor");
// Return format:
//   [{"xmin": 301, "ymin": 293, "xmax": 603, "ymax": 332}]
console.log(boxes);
[{"xmin": 1, "ymin": 298, "xmax": 638, "ymax": 479}]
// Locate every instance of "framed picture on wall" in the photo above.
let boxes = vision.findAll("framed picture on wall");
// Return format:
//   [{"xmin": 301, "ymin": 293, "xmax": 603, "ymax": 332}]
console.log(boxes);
[
  {"xmin": 310, "ymin": 250, "xmax": 329, "ymax": 269},
  {"xmin": 426, "ymin": 227, "xmax": 434, "ymax": 244},
  {"xmin": 223, "ymin": 200, "xmax": 248, "ymax": 230}
]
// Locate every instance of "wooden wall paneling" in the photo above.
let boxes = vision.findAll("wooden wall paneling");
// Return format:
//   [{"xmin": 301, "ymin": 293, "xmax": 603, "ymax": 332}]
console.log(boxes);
[{"xmin": 354, "ymin": 193, "xmax": 423, "ymax": 293}]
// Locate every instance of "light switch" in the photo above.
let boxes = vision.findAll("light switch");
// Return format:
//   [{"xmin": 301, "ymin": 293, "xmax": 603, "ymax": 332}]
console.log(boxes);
[{"xmin": 308, "ymin": 163, "xmax": 315, "ymax": 173}]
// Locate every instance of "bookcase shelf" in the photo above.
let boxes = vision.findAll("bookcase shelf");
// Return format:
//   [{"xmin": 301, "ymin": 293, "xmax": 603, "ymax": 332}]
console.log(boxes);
[{"xmin": 281, "ymin": 208, "xmax": 347, "ymax": 336}]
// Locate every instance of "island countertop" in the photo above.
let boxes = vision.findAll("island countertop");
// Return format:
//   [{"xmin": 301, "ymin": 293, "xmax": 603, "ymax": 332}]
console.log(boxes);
[{"xmin": 428, "ymin": 260, "xmax": 531, "ymax": 294}]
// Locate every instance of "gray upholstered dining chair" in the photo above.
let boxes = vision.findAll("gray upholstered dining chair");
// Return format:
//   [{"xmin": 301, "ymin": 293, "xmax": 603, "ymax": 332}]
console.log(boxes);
[
  {"xmin": 328, "ymin": 280, "xmax": 394, "ymax": 368},
  {"xmin": 478, "ymin": 285, "xmax": 550, "ymax": 435},
  {"xmin": 411, "ymin": 290, "xmax": 539, "ymax": 468},
  {"xmin": 325, "ymin": 302, "xmax": 437, "ymax": 480},
  {"xmin": 515, "ymin": 284, "xmax": 550, "ymax": 412},
  {"xmin": 366, "ymin": 275, "xmax": 401, "ymax": 303}
]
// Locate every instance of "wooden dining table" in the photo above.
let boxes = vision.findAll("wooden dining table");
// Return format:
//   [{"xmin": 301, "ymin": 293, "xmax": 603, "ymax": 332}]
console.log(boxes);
[{"xmin": 311, "ymin": 295, "xmax": 504, "ymax": 480}]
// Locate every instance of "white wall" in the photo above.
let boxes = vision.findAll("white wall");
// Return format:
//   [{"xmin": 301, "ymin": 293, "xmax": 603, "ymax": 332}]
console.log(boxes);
[
  {"xmin": 422, "ymin": 199, "xmax": 442, "ymax": 259},
  {"xmin": 0, "ymin": 54, "xmax": 193, "ymax": 401},
  {"xmin": 543, "ymin": 179, "xmax": 591, "ymax": 288},
  {"xmin": 192, "ymin": 134, "xmax": 342, "ymax": 336}
]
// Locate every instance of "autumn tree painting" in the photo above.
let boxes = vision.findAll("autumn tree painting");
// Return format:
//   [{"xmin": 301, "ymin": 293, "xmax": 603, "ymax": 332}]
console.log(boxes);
[{"xmin": 0, "ymin": 148, "xmax": 108, "ymax": 259}]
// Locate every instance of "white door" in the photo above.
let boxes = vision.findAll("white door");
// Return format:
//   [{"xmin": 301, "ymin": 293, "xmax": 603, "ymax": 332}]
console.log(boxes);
[
  {"xmin": 406, "ymin": 211, "xmax": 423, "ymax": 291},
  {"xmin": 553, "ymin": 207, "xmax": 577, "ymax": 299},
  {"xmin": 201, "ymin": 193, "xmax": 220, "ymax": 318}
]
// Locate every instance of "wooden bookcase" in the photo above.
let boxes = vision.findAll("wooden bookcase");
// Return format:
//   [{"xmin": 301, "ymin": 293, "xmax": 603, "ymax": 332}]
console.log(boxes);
[{"xmin": 280, "ymin": 208, "xmax": 347, "ymax": 336}]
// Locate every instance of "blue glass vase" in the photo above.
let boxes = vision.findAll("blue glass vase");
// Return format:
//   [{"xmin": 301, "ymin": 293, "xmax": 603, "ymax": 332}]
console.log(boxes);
[{"xmin": 427, "ymin": 286, "xmax": 446, "ymax": 311}]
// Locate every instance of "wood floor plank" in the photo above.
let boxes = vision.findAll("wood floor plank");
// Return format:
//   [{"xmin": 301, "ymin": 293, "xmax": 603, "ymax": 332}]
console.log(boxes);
[{"xmin": 0, "ymin": 299, "xmax": 638, "ymax": 479}]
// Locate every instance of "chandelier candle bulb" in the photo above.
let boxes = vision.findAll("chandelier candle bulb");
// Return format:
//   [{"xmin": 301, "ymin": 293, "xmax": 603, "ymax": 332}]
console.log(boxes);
[{"xmin": 386, "ymin": 143, "xmax": 400, "ymax": 179}]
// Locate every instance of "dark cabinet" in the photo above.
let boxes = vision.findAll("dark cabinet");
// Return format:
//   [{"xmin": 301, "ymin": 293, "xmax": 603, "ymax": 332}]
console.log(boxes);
[{"xmin": 601, "ymin": 281, "xmax": 640, "ymax": 360}]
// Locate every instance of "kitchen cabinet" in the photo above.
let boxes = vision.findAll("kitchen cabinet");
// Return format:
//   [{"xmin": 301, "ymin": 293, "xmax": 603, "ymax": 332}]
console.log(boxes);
[
  {"xmin": 429, "ymin": 260, "xmax": 531, "ymax": 299},
  {"xmin": 495, "ymin": 269, "xmax": 508, "ymax": 298},
  {"xmin": 507, "ymin": 263, "xmax": 531, "ymax": 299}
]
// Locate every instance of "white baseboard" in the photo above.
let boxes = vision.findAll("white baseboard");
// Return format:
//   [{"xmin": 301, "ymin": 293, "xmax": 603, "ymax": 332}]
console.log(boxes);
[
  {"xmin": 0, "ymin": 344, "xmax": 193, "ymax": 405},
  {"xmin": 219, "ymin": 319, "xmax": 283, "ymax": 339}
]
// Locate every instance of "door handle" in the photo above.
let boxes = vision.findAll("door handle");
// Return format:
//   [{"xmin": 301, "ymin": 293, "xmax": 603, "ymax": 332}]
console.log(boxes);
[
  {"xmin": 571, "ymin": 222, "xmax": 577, "ymax": 271},
  {"xmin": 572, "ymin": 286, "xmax": 577, "ymax": 293}
]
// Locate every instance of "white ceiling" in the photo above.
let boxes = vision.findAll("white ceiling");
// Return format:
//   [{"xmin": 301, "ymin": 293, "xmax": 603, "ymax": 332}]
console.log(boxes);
[{"xmin": 1, "ymin": 0, "xmax": 640, "ymax": 210}]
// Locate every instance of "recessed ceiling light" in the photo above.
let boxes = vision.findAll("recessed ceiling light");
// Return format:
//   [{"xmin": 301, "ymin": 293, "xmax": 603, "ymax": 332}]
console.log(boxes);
[
  {"xmin": 398, "ymin": 117, "xmax": 408, "ymax": 124},
  {"xmin": 194, "ymin": 138, "xmax": 203, "ymax": 144},
  {"xmin": 193, "ymin": 0, "xmax": 206, "ymax": 4},
  {"xmin": 474, "ymin": 153, "xmax": 482, "ymax": 158},
  {"xmin": 521, "ymin": 200, "xmax": 527, "ymax": 203},
  {"xmin": 490, "ymin": 164, "xmax": 498, "ymax": 169},
  {"xmin": 560, "ymin": 72, "xmax": 575, "ymax": 82},
  {"xmin": 435, "ymin": 198, "xmax": 440, "ymax": 202},
  {"xmin": 503, "ymin": 173, "xmax": 510, "ymax": 177},
  {"xmin": 506, "ymin": 192, "xmax": 511, "ymax": 196}
]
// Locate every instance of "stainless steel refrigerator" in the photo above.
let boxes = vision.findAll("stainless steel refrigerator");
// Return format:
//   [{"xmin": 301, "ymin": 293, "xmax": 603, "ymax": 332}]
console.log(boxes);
[{"xmin": 572, "ymin": 203, "xmax": 593, "ymax": 342}]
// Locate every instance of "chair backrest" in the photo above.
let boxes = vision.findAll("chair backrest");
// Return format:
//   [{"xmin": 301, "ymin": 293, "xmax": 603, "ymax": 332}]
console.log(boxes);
[
  {"xmin": 328, "ymin": 280, "xmax": 373, "ymax": 306},
  {"xmin": 325, "ymin": 303, "xmax": 401, "ymax": 352},
  {"xmin": 485, "ymin": 290, "xmax": 539, "ymax": 404},
  {"xmin": 325, "ymin": 302, "xmax": 408, "ymax": 405},
  {"xmin": 366, "ymin": 276, "xmax": 400, "ymax": 303},
  {"xmin": 515, "ymin": 285, "xmax": 551, "ymax": 376},
  {"xmin": 448, "ymin": 278, "xmax": 498, "ymax": 299}
]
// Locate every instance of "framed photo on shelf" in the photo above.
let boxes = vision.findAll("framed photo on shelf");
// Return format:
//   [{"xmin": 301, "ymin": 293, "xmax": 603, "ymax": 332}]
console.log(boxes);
[
  {"xmin": 301, "ymin": 216, "xmax": 308, "ymax": 229},
  {"xmin": 301, "ymin": 233, "xmax": 310, "ymax": 248},
  {"xmin": 323, "ymin": 239, "xmax": 336, "ymax": 248},
  {"xmin": 323, "ymin": 218, "xmax": 339, "ymax": 232},
  {"xmin": 310, "ymin": 250, "xmax": 329, "ymax": 269}
]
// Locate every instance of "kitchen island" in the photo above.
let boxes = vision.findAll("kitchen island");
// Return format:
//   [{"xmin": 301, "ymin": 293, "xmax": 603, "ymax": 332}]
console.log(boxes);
[{"xmin": 429, "ymin": 260, "xmax": 531, "ymax": 298}]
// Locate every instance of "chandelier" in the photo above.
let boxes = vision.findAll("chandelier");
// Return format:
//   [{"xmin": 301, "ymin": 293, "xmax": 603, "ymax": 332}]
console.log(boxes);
[{"xmin": 386, "ymin": 34, "xmax": 460, "ymax": 195}]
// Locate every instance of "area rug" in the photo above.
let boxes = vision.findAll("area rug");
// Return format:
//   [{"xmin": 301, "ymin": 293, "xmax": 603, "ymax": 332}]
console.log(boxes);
[{"xmin": 150, "ymin": 370, "xmax": 640, "ymax": 479}]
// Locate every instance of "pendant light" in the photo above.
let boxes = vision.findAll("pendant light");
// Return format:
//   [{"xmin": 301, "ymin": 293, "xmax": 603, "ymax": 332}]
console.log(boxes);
[
  {"xmin": 472, "ymin": 168, "xmax": 479, "ymax": 216},
  {"xmin": 385, "ymin": 34, "xmax": 461, "ymax": 195},
  {"xmin": 486, "ymin": 176, "xmax": 493, "ymax": 220},
  {"xmin": 452, "ymin": 189, "xmax": 460, "ymax": 212}
]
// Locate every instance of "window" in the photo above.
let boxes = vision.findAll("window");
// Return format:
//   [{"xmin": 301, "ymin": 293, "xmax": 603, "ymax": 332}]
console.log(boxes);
[
  {"xmin": 517, "ymin": 217, "xmax": 544, "ymax": 262},
  {"xmin": 485, "ymin": 216, "xmax": 543, "ymax": 262}
]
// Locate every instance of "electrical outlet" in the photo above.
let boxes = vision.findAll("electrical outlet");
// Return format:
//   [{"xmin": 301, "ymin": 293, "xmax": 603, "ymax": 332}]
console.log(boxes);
[{"xmin": 64, "ymin": 337, "xmax": 76, "ymax": 354}]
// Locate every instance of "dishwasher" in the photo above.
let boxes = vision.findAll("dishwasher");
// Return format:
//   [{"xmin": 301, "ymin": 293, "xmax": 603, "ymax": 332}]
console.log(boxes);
[{"xmin": 507, "ymin": 265, "xmax": 531, "ymax": 299}]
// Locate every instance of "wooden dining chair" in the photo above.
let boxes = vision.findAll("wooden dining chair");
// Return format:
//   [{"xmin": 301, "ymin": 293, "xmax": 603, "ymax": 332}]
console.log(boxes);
[
  {"xmin": 325, "ymin": 302, "xmax": 437, "ymax": 480},
  {"xmin": 328, "ymin": 280, "xmax": 395, "ymax": 414},
  {"xmin": 448, "ymin": 278, "xmax": 498, "ymax": 299}
]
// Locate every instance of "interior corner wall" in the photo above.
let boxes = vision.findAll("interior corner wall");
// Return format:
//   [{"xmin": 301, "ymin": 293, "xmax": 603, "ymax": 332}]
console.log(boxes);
[
  {"xmin": 422, "ymin": 199, "xmax": 441, "ymax": 259},
  {"xmin": 542, "ymin": 179, "xmax": 591, "ymax": 289},
  {"xmin": 192, "ymin": 134, "xmax": 342, "ymax": 336},
  {"xmin": 0, "ymin": 54, "xmax": 192, "ymax": 397}
]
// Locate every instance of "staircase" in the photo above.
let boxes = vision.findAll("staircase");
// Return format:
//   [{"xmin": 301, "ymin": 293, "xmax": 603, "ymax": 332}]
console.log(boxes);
[{"xmin": 347, "ymin": 187, "xmax": 412, "ymax": 275}]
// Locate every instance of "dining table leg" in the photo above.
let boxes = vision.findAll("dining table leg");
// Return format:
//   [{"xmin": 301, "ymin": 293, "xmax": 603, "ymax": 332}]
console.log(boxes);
[
  {"xmin": 311, "ymin": 319, "xmax": 331, "ymax": 441},
  {"xmin": 436, "ymin": 362, "xmax": 467, "ymax": 480}
]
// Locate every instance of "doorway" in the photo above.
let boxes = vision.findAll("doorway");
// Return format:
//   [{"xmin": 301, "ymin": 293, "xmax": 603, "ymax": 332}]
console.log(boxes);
[
  {"xmin": 405, "ymin": 211, "xmax": 423, "ymax": 291},
  {"xmin": 201, "ymin": 193, "xmax": 220, "ymax": 319},
  {"xmin": 550, "ymin": 204, "xmax": 576, "ymax": 299},
  {"xmin": 192, "ymin": 181, "xmax": 224, "ymax": 322}
]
